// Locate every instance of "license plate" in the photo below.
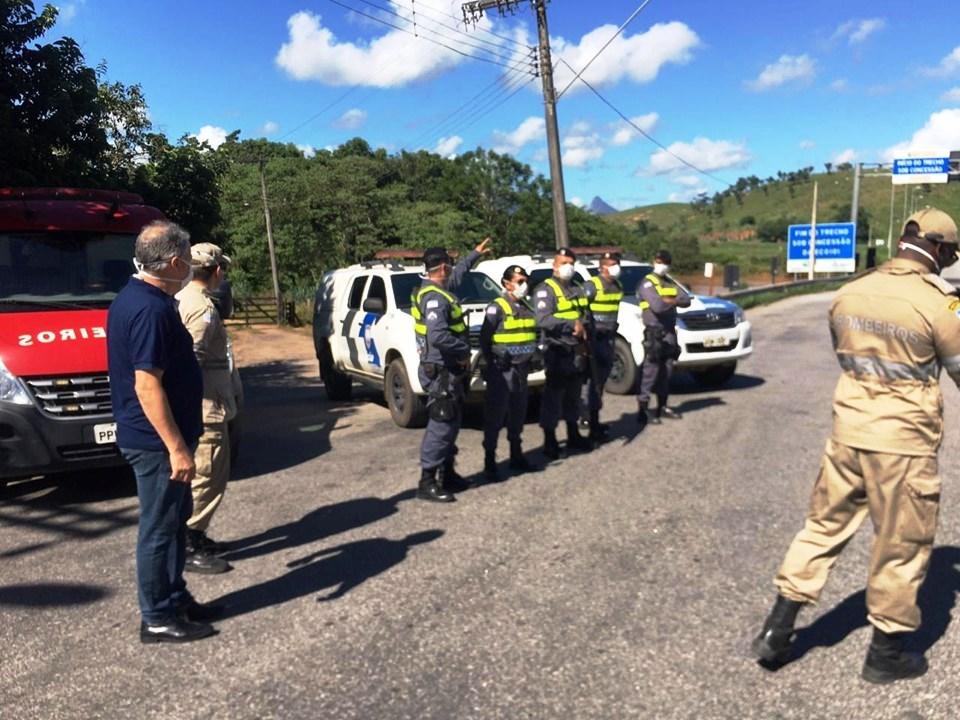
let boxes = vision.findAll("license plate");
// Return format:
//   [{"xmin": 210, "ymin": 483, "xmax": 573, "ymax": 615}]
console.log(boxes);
[
  {"xmin": 93, "ymin": 423, "xmax": 117, "ymax": 445},
  {"xmin": 702, "ymin": 336, "xmax": 731, "ymax": 348}
]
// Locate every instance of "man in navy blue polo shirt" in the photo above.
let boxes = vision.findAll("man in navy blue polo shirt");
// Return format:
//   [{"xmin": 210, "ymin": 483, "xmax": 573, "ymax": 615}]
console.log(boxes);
[{"xmin": 108, "ymin": 220, "xmax": 223, "ymax": 643}]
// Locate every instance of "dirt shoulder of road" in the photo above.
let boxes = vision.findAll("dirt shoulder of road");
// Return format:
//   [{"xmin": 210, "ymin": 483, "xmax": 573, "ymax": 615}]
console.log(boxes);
[{"xmin": 230, "ymin": 325, "xmax": 317, "ymax": 378}]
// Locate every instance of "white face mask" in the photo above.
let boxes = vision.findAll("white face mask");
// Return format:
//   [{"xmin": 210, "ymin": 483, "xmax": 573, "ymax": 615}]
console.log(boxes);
[
  {"xmin": 607, "ymin": 264, "xmax": 622, "ymax": 280},
  {"xmin": 653, "ymin": 263, "xmax": 670, "ymax": 276},
  {"xmin": 512, "ymin": 281, "xmax": 529, "ymax": 299},
  {"xmin": 557, "ymin": 264, "xmax": 576, "ymax": 281},
  {"xmin": 133, "ymin": 257, "xmax": 194, "ymax": 290}
]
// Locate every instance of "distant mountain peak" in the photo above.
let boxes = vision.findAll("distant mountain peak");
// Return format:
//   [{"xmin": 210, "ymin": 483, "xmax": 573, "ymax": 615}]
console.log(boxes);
[{"xmin": 588, "ymin": 196, "xmax": 617, "ymax": 216}]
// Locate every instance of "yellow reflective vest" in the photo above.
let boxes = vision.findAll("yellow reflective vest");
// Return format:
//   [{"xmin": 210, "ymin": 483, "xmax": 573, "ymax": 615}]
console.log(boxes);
[
  {"xmin": 491, "ymin": 296, "xmax": 537, "ymax": 351},
  {"xmin": 411, "ymin": 285, "xmax": 466, "ymax": 337},
  {"xmin": 638, "ymin": 273, "xmax": 678, "ymax": 310}
]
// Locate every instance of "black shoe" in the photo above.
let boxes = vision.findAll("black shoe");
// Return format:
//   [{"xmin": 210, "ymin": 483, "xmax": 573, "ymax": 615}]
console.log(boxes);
[
  {"xmin": 140, "ymin": 618, "xmax": 215, "ymax": 644},
  {"xmin": 442, "ymin": 462, "xmax": 473, "ymax": 492},
  {"xmin": 185, "ymin": 549, "xmax": 233, "ymax": 575},
  {"xmin": 659, "ymin": 406, "xmax": 682, "ymax": 420},
  {"xmin": 543, "ymin": 431, "xmax": 560, "ymax": 460},
  {"xmin": 566, "ymin": 422, "xmax": 593, "ymax": 452},
  {"xmin": 862, "ymin": 628, "xmax": 928, "ymax": 684},
  {"xmin": 177, "ymin": 599, "xmax": 226, "ymax": 622},
  {"xmin": 417, "ymin": 467, "xmax": 455, "ymax": 503},
  {"xmin": 637, "ymin": 403, "xmax": 648, "ymax": 431},
  {"xmin": 483, "ymin": 459, "xmax": 501, "ymax": 483},
  {"xmin": 751, "ymin": 595, "xmax": 804, "ymax": 665},
  {"xmin": 509, "ymin": 451, "xmax": 538, "ymax": 473}
]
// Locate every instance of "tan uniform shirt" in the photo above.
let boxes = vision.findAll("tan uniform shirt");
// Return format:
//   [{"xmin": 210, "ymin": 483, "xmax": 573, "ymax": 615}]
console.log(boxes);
[
  {"xmin": 176, "ymin": 283, "xmax": 237, "ymax": 425},
  {"xmin": 829, "ymin": 257, "xmax": 960, "ymax": 456}
]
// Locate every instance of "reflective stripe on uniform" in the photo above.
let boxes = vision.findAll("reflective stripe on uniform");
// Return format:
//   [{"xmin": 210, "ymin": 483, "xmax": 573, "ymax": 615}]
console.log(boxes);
[
  {"xmin": 544, "ymin": 278, "xmax": 587, "ymax": 320},
  {"xmin": 588, "ymin": 275, "xmax": 623, "ymax": 322},
  {"xmin": 837, "ymin": 353, "xmax": 940, "ymax": 383},
  {"xmin": 491, "ymin": 296, "xmax": 537, "ymax": 348},
  {"xmin": 411, "ymin": 285, "xmax": 466, "ymax": 336},
  {"xmin": 639, "ymin": 273, "xmax": 678, "ymax": 310}
]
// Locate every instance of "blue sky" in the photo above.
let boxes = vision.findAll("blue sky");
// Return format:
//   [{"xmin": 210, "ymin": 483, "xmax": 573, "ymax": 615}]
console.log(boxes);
[{"xmin": 53, "ymin": 0, "xmax": 960, "ymax": 209}]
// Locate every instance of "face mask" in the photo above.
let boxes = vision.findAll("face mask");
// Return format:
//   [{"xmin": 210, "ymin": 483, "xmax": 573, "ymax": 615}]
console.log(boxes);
[
  {"xmin": 512, "ymin": 281, "xmax": 529, "ymax": 299},
  {"xmin": 557, "ymin": 264, "xmax": 575, "ymax": 281},
  {"xmin": 653, "ymin": 263, "xmax": 670, "ymax": 276},
  {"xmin": 899, "ymin": 242, "xmax": 940, "ymax": 271},
  {"xmin": 133, "ymin": 257, "xmax": 193, "ymax": 289},
  {"xmin": 607, "ymin": 264, "xmax": 621, "ymax": 280}
]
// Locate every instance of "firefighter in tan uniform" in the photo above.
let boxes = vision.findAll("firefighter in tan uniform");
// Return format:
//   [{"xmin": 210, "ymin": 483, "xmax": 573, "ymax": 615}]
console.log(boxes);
[
  {"xmin": 176, "ymin": 243, "xmax": 236, "ymax": 574},
  {"xmin": 752, "ymin": 208, "xmax": 960, "ymax": 684}
]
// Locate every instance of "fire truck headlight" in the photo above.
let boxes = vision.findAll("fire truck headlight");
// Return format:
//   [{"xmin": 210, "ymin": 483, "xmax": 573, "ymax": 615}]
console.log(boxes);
[{"xmin": 0, "ymin": 358, "xmax": 31, "ymax": 405}]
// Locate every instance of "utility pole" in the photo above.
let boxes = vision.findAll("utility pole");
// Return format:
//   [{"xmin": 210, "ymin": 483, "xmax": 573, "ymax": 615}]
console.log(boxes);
[
  {"xmin": 808, "ymin": 181, "xmax": 818, "ymax": 281},
  {"xmin": 850, "ymin": 161, "xmax": 861, "ymax": 227},
  {"xmin": 463, "ymin": 0, "xmax": 569, "ymax": 249},
  {"xmin": 258, "ymin": 158, "xmax": 283, "ymax": 325},
  {"xmin": 887, "ymin": 180, "xmax": 895, "ymax": 258}
]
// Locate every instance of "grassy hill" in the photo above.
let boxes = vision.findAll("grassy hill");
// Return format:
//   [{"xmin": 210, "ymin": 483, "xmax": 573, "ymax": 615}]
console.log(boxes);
[{"xmin": 605, "ymin": 169, "xmax": 960, "ymax": 274}]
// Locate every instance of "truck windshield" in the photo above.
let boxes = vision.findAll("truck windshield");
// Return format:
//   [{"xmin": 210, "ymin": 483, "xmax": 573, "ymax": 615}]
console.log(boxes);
[
  {"xmin": 392, "ymin": 271, "xmax": 501, "ymax": 310},
  {"xmin": 0, "ymin": 232, "xmax": 136, "ymax": 311}
]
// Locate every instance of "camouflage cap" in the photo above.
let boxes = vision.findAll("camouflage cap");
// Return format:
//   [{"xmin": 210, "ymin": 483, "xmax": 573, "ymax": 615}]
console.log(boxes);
[
  {"xmin": 190, "ymin": 242, "xmax": 232, "ymax": 268},
  {"xmin": 905, "ymin": 207, "xmax": 959, "ymax": 245}
]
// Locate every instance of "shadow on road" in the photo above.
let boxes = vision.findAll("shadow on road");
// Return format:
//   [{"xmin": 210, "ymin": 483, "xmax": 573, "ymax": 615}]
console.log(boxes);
[
  {"xmin": 233, "ymin": 362, "xmax": 366, "ymax": 480},
  {"xmin": 762, "ymin": 545, "xmax": 960, "ymax": 669},
  {"xmin": 671, "ymin": 373, "xmax": 766, "ymax": 396},
  {"xmin": 216, "ymin": 530, "xmax": 444, "ymax": 619},
  {"xmin": 0, "ymin": 582, "xmax": 112, "ymax": 608},
  {"xmin": 223, "ymin": 489, "xmax": 417, "ymax": 562}
]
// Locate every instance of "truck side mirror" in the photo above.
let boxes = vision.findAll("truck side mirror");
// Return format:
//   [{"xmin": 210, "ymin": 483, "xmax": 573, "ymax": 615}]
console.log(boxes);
[{"xmin": 362, "ymin": 297, "xmax": 385, "ymax": 314}]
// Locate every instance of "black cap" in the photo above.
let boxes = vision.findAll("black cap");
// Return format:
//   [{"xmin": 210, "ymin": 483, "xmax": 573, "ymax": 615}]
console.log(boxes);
[
  {"xmin": 423, "ymin": 246, "xmax": 452, "ymax": 270},
  {"xmin": 600, "ymin": 251, "xmax": 622, "ymax": 262},
  {"xmin": 557, "ymin": 247, "xmax": 577, "ymax": 260},
  {"xmin": 502, "ymin": 264, "xmax": 528, "ymax": 282},
  {"xmin": 655, "ymin": 249, "xmax": 673, "ymax": 264}
]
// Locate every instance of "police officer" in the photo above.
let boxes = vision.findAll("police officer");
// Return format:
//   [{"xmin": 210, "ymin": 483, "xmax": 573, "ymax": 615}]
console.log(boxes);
[
  {"xmin": 534, "ymin": 247, "xmax": 591, "ymax": 459},
  {"xmin": 583, "ymin": 251, "xmax": 624, "ymax": 442},
  {"xmin": 480, "ymin": 264, "xmax": 538, "ymax": 482},
  {"xmin": 176, "ymin": 243, "xmax": 235, "ymax": 574},
  {"xmin": 751, "ymin": 208, "xmax": 960, "ymax": 684},
  {"xmin": 412, "ymin": 239, "xmax": 491, "ymax": 502},
  {"xmin": 636, "ymin": 249, "xmax": 690, "ymax": 429}
]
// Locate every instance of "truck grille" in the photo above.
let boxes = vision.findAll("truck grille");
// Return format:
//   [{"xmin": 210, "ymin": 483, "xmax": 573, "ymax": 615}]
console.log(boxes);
[
  {"xmin": 682, "ymin": 312, "xmax": 736, "ymax": 331},
  {"xmin": 24, "ymin": 375, "xmax": 112, "ymax": 418}
]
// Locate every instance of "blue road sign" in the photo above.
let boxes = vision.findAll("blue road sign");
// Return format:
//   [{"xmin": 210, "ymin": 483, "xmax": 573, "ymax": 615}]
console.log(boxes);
[
  {"xmin": 893, "ymin": 156, "xmax": 951, "ymax": 184},
  {"xmin": 787, "ymin": 222, "xmax": 856, "ymax": 273}
]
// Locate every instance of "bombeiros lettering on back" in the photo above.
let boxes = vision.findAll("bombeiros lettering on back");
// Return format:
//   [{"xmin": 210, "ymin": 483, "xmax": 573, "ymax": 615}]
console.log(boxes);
[{"xmin": 17, "ymin": 327, "xmax": 107, "ymax": 347}]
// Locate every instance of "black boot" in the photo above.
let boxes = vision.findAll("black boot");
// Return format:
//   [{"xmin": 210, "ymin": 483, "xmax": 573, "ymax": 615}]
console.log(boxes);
[
  {"xmin": 185, "ymin": 531, "xmax": 232, "ymax": 575},
  {"xmin": 417, "ymin": 467, "xmax": 454, "ymax": 503},
  {"xmin": 637, "ymin": 401, "xmax": 648, "ymax": 431},
  {"xmin": 566, "ymin": 420, "xmax": 593, "ymax": 452},
  {"xmin": 483, "ymin": 452, "xmax": 502, "ymax": 483},
  {"xmin": 751, "ymin": 594, "xmax": 803, "ymax": 664},
  {"xmin": 861, "ymin": 628, "xmax": 928, "ymax": 684},
  {"xmin": 442, "ymin": 458, "xmax": 472, "ymax": 492},
  {"xmin": 509, "ymin": 442, "xmax": 538, "ymax": 473},
  {"xmin": 543, "ymin": 430, "xmax": 560, "ymax": 460}
]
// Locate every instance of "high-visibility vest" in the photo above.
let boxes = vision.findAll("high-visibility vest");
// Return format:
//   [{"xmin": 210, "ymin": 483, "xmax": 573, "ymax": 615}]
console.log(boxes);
[
  {"xmin": 639, "ymin": 273, "xmax": 678, "ymax": 310},
  {"xmin": 411, "ymin": 284, "xmax": 466, "ymax": 338},
  {"xmin": 544, "ymin": 278, "xmax": 587, "ymax": 320},
  {"xmin": 491, "ymin": 296, "xmax": 537, "ymax": 352},
  {"xmin": 588, "ymin": 276, "xmax": 624, "ymax": 323}
]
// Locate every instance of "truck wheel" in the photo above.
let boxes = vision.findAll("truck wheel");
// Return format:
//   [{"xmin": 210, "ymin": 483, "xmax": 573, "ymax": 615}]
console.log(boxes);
[
  {"xmin": 318, "ymin": 341, "xmax": 352, "ymax": 401},
  {"xmin": 385, "ymin": 358, "xmax": 427, "ymax": 428},
  {"xmin": 605, "ymin": 337, "xmax": 638, "ymax": 395},
  {"xmin": 691, "ymin": 362, "xmax": 737, "ymax": 388}
]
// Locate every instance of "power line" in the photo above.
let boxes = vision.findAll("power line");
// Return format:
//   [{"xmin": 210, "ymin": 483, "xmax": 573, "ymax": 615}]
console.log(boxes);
[
  {"xmin": 561, "ymin": 60, "xmax": 728, "ymax": 186},
  {"xmin": 454, "ymin": 73, "xmax": 535, "ymax": 136},
  {"xmin": 411, "ymin": 0, "xmax": 531, "ymax": 50},
  {"xmin": 555, "ymin": 0, "xmax": 654, "ymax": 100},
  {"xmin": 278, "ymin": 86, "xmax": 363, "ymax": 140}
]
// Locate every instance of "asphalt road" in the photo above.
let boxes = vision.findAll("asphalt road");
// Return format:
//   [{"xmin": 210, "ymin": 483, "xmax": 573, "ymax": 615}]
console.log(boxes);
[{"xmin": 3, "ymin": 292, "xmax": 960, "ymax": 720}]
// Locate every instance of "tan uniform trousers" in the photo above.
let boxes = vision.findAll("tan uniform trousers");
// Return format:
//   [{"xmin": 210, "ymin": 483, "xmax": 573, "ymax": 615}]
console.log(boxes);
[
  {"xmin": 775, "ymin": 438, "xmax": 941, "ymax": 634},
  {"xmin": 187, "ymin": 422, "xmax": 230, "ymax": 533}
]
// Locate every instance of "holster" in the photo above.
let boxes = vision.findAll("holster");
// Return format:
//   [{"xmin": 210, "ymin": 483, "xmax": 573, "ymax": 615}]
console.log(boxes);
[{"xmin": 428, "ymin": 368, "xmax": 460, "ymax": 422}]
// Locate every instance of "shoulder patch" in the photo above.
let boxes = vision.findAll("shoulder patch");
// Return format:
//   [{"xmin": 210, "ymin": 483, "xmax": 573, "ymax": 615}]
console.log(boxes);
[
  {"xmin": 426, "ymin": 299, "xmax": 440, "ymax": 309},
  {"xmin": 486, "ymin": 306, "xmax": 499, "ymax": 315},
  {"xmin": 536, "ymin": 289, "xmax": 549, "ymax": 298},
  {"xmin": 922, "ymin": 273, "xmax": 958, "ymax": 296},
  {"xmin": 643, "ymin": 281, "xmax": 653, "ymax": 288},
  {"xmin": 537, "ymin": 300, "xmax": 547, "ymax": 309},
  {"xmin": 427, "ymin": 311, "xmax": 438, "ymax": 321}
]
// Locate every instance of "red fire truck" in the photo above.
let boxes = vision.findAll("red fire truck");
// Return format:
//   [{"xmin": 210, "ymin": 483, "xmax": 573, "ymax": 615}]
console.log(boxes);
[{"xmin": 0, "ymin": 188, "xmax": 187, "ymax": 484}]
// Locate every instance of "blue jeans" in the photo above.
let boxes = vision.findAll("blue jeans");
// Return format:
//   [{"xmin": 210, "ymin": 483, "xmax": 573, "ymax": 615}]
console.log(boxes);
[{"xmin": 121, "ymin": 448, "xmax": 194, "ymax": 625}]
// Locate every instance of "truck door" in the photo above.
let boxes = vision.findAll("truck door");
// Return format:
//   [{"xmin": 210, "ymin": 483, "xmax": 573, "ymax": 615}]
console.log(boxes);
[
  {"xmin": 358, "ymin": 275, "xmax": 388, "ymax": 374},
  {"xmin": 336, "ymin": 274, "xmax": 368, "ymax": 371}
]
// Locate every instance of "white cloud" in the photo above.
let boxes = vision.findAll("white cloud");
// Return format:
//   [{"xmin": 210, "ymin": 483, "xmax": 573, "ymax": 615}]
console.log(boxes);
[
  {"xmin": 260, "ymin": 120, "xmax": 280, "ymax": 136},
  {"xmin": 333, "ymin": 108, "xmax": 368, "ymax": 130},
  {"xmin": 191, "ymin": 125, "xmax": 229, "ymax": 149},
  {"xmin": 832, "ymin": 148, "xmax": 857, "ymax": 165},
  {"xmin": 561, "ymin": 122, "xmax": 604, "ymax": 168},
  {"xmin": 56, "ymin": 1, "xmax": 84, "ymax": 24},
  {"xmin": 297, "ymin": 144, "xmax": 317, "ymax": 159},
  {"xmin": 672, "ymin": 175, "xmax": 703, "ymax": 188},
  {"xmin": 514, "ymin": 22, "xmax": 699, "ymax": 95},
  {"xmin": 830, "ymin": 78, "xmax": 848, "ymax": 92},
  {"xmin": 942, "ymin": 87, "xmax": 960, "ymax": 103},
  {"xmin": 570, "ymin": 197, "xmax": 585, "ymax": 208},
  {"xmin": 433, "ymin": 136, "xmax": 463, "ymax": 157},
  {"xmin": 645, "ymin": 137, "xmax": 751, "ymax": 175},
  {"xmin": 922, "ymin": 47, "xmax": 960, "ymax": 77},
  {"xmin": 668, "ymin": 187, "xmax": 707, "ymax": 203},
  {"xmin": 276, "ymin": 9, "xmax": 474, "ymax": 86},
  {"xmin": 799, "ymin": 139, "xmax": 816, "ymax": 150},
  {"xmin": 882, "ymin": 109, "xmax": 960, "ymax": 161},
  {"xmin": 609, "ymin": 113, "xmax": 659, "ymax": 146},
  {"xmin": 492, "ymin": 116, "xmax": 545, "ymax": 154},
  {"xmin": 747, "ymin": 54, "xmax": 816, "ymax": 91},
  {"xmin": 833, "ymin": 18, "xmax": 885, "ymax": 45}
]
